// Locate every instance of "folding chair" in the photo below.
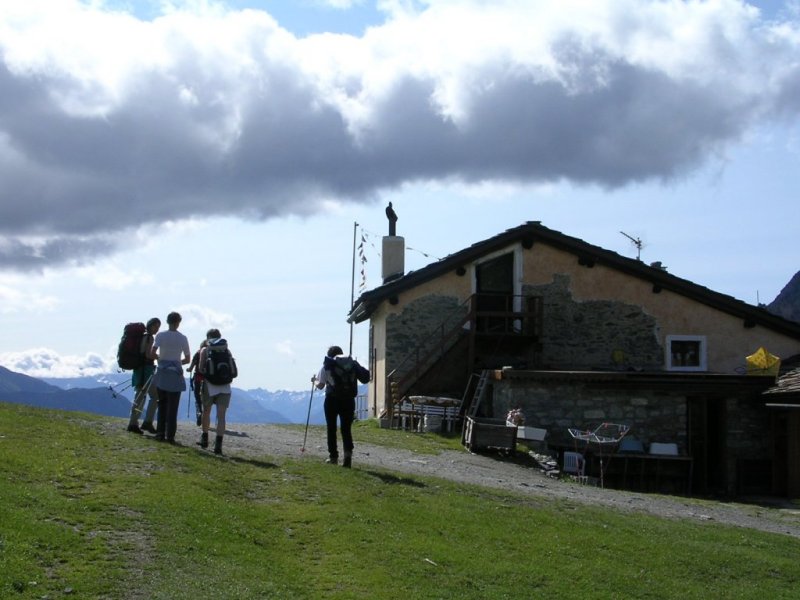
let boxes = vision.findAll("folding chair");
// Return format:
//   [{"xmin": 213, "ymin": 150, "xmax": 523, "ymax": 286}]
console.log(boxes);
[{"xmin": 563, "ymin": 451, "xmax": 587, "ymax": 484}]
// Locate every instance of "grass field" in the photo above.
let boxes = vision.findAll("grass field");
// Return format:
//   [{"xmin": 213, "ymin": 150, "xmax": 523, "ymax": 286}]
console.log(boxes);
[{"xmin": 1, "ymin": 402, "xmax": 799, "ymax": 599}]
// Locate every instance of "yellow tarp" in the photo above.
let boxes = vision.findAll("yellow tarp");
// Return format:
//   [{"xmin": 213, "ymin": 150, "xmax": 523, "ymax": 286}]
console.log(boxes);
[{"xmin": 746, "ymin": 347, "xmax": 781, "ymax": 376}]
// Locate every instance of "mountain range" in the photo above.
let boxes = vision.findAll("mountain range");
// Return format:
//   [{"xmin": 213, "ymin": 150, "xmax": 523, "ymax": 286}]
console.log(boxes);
[
  {"xmin": 0, "ymin": 366, "xmax": 329, "ymax": 425},
  {"xmin": 768, "ymin": 270, "xmax": 800, "ymax": 324}
]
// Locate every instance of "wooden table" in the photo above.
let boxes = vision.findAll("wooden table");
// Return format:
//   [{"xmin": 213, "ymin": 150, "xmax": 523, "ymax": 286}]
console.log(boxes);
[{"xmin": 592, "ymin": 453, "xmax": 694, "ymax": 495}]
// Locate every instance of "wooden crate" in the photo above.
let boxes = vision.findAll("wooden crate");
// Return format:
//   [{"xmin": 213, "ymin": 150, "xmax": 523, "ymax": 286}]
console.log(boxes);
[{"xmin": 463, "ymin": 416, "xmax": 517, "ymax": 454}]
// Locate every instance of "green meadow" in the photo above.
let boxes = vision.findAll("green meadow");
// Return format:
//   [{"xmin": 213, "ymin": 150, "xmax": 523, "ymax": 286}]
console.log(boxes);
[{"xmin": 1, "ymin": 402, "xmax": 798, "ymax": 599}]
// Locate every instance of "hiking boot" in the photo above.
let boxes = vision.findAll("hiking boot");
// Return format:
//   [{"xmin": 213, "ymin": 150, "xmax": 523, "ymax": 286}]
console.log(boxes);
[
  {"xmin": 325, "ymin": 456, "xmax": 338, "ymax": 465},
  {"xmin": 198, "ymin": 432, "xmax": 208, "ymax": 449},
  {"xmin": 342, "ymin": 453, "xmax": 352, "ymax": 468},
  {"xmin": 127, "ymin": 424, "xmax": 143, "ymax": 435},
  {"xmin": 214, "ymin": 435, "xmax": 223, "ymax": 455},
  {"xmin": 140, "ymin": 421, "xmax": 157, "ymax": 434}
]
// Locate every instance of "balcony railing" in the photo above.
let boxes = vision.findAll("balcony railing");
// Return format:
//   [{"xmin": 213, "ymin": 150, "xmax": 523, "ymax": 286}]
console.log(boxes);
[{"xmin": 386, "ymin": 294, "xmax": 542, "ymax": 407}]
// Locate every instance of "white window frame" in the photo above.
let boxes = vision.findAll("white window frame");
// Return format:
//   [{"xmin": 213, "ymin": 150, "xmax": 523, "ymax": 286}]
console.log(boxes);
[{"xmin": 665, "ymin": 335, "xmax": 707, "ymax": 372}]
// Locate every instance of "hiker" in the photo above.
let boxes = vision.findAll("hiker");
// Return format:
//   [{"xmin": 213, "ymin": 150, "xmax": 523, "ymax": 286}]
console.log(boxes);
[
  {"xmin": 198, "ymin": 329, "xmax": 237, "ymax": 455},
  {"xmin": 126, "ymin": 317, "xmax": 161, "ymax": 434},
  {"xmin": 313, "ymin": 345, "xmax": 370, "ymax": 468},
  {"xmin": 152, "ymin": 311, "xmax": 191, "ymax": 444},
  {"xmin": 187, "ymin": 340, "xmax": 208, "ymax": 427}
]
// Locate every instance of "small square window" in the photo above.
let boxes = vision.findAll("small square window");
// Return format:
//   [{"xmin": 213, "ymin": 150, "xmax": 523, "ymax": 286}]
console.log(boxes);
[{"xmin": 666, "ymin": 335, "xmax": 707, "ymax": 372}]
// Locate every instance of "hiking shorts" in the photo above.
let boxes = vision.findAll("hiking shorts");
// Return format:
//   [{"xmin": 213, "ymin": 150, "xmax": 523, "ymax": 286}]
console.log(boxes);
[
  {"xmin": 202, "ymin": 388, "xmax": 231, "ymax": 410},
  {"xmin": 132, "ymin": 364, "xmax": 156, "ymax": 389}
]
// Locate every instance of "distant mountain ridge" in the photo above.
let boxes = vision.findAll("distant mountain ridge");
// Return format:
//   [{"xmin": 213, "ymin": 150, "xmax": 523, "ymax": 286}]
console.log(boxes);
[
  {"xmin": 768, "ymin": 270, "xmax": 800, "ymax": 324},
  {"xmin": 1, "ymin": 367, "xmax": 328, "ymax": 425},
  {"xmin": 0, "ymin": 366, "xmax": 131, "ymax": 417}
]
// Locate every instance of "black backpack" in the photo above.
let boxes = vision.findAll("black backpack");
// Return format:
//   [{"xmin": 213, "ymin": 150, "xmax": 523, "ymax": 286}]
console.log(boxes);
[
  {"xmin": 329, "ymin": 357, "xmax": 369, "ymax": 398},
  {"xmin": 204, "ymin": 338, "xmax": 238, "ymax": 385},
  {"xmin": 117, "ymin": 322, "xmax": 147, "ymax": 370}
]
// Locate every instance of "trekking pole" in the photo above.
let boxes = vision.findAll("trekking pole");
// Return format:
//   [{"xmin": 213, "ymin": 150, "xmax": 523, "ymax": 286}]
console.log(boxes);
[
  {"xmin": 183, "ymin": 384, "xmax": 191, "ymax": 421},
  {"xmin": 129, "ymin": 372, "xmax": 155, "ymax": 413},
  {"xmin": 108, "ymin": 381, "xmax": 133, "ymax": 399},
  {"xmin": 301, "ymin": 381, "xmax": 316, "ymax": 454}
]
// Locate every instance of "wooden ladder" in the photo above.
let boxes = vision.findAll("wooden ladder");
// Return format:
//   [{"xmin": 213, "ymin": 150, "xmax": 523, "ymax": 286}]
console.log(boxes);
[{"xmin": 462, "ymin": 370, "xmax": 490, "ymax": 418}]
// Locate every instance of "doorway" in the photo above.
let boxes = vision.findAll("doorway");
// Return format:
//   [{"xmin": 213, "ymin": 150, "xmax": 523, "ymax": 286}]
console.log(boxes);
[
  {"xmin": 688, "ymin": 396, "xmax": 727, "ymax": 495},
  {"xmin": 475, "ymin": 252, "xmax": 514, "ymax": 334}
]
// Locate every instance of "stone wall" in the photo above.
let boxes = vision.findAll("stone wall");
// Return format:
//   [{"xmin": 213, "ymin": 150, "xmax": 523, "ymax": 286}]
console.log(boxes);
[
  {"xmin": 492, "ymin": 379, "xmax": 688, "ymax": 450},
  {"xmin": 386, "ymin": 294, "xmax": 466, "ymax": 378},
  {"xmin": 524, "ymin": 274, "xmax": 663, "ymax": 370},
  {"xmin": 723, "ymin": 397, "xmax": 774, "ymax": 494},
  {"xmin": 492, "ymin": 377, "xmax": 777, "ymax": 494}
]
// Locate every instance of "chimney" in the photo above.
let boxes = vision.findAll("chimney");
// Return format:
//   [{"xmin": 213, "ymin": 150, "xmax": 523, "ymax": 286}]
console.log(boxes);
[{"xmin": 382, "ymin": 235, "xmax": 404, "ymax": 283}]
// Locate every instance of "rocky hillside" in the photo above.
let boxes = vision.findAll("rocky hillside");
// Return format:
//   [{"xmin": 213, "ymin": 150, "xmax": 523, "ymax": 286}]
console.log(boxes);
[{"xmin": 768, "ymin": 270, "xmax": 800, "ymax": 324}]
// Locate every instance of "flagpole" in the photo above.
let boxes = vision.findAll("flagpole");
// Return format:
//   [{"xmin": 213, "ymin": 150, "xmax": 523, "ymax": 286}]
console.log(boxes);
[{"xmin": 349, "ymin": 221, "xmax": 357, "ymax": 356}]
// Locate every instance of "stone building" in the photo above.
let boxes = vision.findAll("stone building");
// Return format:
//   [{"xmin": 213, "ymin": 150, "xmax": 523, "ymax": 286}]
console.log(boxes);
[{"xmin": 349, "ymin": 222, "xmax": 800, "ymax": 496}]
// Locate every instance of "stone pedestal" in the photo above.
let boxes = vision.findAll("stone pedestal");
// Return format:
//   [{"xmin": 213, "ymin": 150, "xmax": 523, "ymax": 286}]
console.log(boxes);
[{"xmin": 382, "ymin": 236, "xmax": 404, "ymax": 283}]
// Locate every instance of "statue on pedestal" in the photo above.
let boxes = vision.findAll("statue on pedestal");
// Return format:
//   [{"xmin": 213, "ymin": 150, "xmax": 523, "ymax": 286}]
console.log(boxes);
[{"xmin": 385, "ymin": 202, "xmax": 398, "ymax": 236}]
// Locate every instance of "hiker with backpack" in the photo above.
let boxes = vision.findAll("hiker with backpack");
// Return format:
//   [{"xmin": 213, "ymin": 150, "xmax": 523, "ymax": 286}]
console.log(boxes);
[
  {"xmin": 197, "ymin": 329, "xmax": 237, "ymax": 455},
  {"xmin": 152, "ymin": 312, "xmax": 191, "ymax": 444},
  {"xmin": 313, "ymin": 345, "xmax": 370, "ymax": 468},
  {"xmin": 187, "ymin": 340, "xmax": 208, "ymax": 427},
  {"xmin": 125, "ymin": 317, "xmax": 161, "ymax": 434}
]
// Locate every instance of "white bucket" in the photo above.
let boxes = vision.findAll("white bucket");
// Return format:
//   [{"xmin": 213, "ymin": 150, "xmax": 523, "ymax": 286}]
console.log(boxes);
[{"xmin": 423, "ymin": 414, "xmax": 443, "ymax": 433}]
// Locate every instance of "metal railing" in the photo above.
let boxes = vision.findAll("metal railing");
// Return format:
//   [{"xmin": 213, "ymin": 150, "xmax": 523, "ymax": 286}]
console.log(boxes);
[
  {"xmin": 386, "ymin": 294, "xmax": 542, "ymax": 407},
  {"xmin": 355, "ymin": 393, "xmax": 369, "ymax": 421}
]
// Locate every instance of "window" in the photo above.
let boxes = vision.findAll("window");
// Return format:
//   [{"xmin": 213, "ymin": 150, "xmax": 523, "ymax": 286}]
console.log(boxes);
[{"xmin": 666, "ymin": 335, "xmax": 707, "ymax": 372}]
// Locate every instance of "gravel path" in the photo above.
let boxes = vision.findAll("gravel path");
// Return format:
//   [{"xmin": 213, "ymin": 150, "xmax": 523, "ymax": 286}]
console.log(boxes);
[{"xmin": 171, "ymin": 422, "xmax": 800, "ymax": 539}]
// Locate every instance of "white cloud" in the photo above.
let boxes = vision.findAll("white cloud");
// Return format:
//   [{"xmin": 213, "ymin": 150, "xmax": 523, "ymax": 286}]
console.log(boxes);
[
  {"xmin": 176, "ymin": 304, "xmax": 237, "ymax": 333},
  {"xmin": 0, "ymin": 347, "xmax": 113, "ymax": 377},
  {"xmin": 318, "ymin": 0, "xmax": 366, "ymax": 9},
  {"xmin": 0, "ymin": 0, "xmax": 799, "ymax": 271},
  {"xmin": 75, "ymin": 262, "xmax": 155, "ymax": 291},
  {"xmin": 275, "ymin": 339, "xmax": 296, "ymax": 357},
  {"xmin": 0, "ymin": 280, "xmax": 59, "ymax": 313}
]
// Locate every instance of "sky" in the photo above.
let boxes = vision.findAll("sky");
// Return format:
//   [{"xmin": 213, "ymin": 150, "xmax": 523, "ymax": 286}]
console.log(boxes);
[{"xmin": 0, "ymin": 0, "xmax": 798, "ymax": 391}]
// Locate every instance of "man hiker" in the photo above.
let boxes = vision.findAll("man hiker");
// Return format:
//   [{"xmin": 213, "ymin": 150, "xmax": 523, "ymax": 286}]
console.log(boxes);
[
  {"xmin": 127, "ymin": 317, "xmax": 161, "ymax": 434},
  {"xmin": 313, "ymin": 345, "xmax": 370, "ymax": 468}
]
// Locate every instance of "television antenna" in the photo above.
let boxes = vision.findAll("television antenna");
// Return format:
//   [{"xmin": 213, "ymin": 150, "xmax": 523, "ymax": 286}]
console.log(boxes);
[{"xmin": 619, "ymin": 231, "xmax": 643, "ymax": 261}]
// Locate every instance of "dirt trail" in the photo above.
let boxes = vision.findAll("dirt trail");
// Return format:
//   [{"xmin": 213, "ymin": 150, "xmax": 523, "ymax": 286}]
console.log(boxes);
[{"xmin": 169, "ymin": 422, "xmax": 800, "ymax": 539}]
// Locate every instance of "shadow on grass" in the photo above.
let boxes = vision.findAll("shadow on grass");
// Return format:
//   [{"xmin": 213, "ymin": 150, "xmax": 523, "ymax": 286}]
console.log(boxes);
[
  {"xmin": 193, "ymin": 450, "xmax": 279, "ymax": 470},
  {"xmin": 227, "ymin": 455, "xmax": 279, "ymax": 469},
  {"xmin": 209, "ymin": 428, "xmax": 250, "ymax": 438},
  {"xmin": 363, "ymin": 470, "xmax": 427, "ymax": 488}
]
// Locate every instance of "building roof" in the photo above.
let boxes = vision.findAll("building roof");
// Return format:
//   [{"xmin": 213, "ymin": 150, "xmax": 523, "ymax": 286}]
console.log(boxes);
[
  {"xmin": 348, "ymin": 221, "xmax": 800, "ymax": 341},
  {"xmin": 764, "ymin": 368, "xmax": 800, "ymax": 398}
]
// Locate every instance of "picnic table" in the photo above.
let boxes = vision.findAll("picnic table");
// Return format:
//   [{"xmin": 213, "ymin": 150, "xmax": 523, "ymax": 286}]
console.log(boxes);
[{"xmin": 407, "ymin": 396, "xmax": 461, "ymax": 432}]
